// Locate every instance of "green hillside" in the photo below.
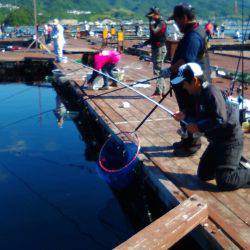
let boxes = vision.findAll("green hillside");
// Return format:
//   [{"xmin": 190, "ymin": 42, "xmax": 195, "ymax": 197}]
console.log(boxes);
[{"xmin": 0, "ymin": 0, "xmax": 249, "ymax": 25}]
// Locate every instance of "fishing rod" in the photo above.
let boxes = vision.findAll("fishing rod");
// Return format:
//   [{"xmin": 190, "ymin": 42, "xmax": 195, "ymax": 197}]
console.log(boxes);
[
  {"xmin": 68, "ymin": 58, "xmax": 185, "ymax": 123},
  {"xmin": 134, "ymin": 76, "xmax": 161, "ymax": 85},
  {"xmin": 68, "ymin": 59, "xmax": 204, "ymax": 137},
  {"xmin": 134, "ymin": 87, "xmax": 173, "ymax": 132}
]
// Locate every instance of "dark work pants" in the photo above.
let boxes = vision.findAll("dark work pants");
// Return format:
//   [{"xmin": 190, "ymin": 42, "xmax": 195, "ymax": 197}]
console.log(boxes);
[
  {"xmin": 102, "ymin": 63, "xmax": 116, "ymax": 87},
  {"xmin": 172, "ymin": 83, "xmax": 200, "ymax": 146},
  {"xmin": 197, "ymin": 139, "xmax": 250, "ymax": 190},
  {"xmin": 89, "ymin": 63, "xmax": 116, "ymax": 87}
]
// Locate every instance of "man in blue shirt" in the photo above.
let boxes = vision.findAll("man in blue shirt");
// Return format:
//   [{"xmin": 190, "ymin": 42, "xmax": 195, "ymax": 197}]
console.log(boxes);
[{"xmin": 161, "ymin": 4, "xmax": 211, "ymax": 157}]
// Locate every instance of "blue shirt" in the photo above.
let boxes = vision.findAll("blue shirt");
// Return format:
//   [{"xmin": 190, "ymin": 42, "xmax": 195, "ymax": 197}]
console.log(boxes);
[{"xmin": 172, "ymin": 30, "xmax": 204, "ymax": 66}]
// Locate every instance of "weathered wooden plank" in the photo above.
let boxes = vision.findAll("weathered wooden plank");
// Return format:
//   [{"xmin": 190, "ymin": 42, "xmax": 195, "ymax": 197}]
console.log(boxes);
[{"xmin": 115, "ymin": 195, "xmax": 208, "ymax": 250}]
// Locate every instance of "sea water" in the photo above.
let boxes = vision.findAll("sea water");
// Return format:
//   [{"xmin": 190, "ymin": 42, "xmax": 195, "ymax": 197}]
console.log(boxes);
[{"xmin": 0, "ymin": 83, "xmax": 134, "ymax": 250}]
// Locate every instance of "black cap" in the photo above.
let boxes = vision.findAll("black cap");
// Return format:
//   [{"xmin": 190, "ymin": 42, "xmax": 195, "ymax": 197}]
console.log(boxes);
[
  {"xmin": 168, "ymin": 4, "xmax": 195, "ymax": 20},
  {"xmin": 146, "ymin": 7, "xmax": 160, "ymax": 17}
]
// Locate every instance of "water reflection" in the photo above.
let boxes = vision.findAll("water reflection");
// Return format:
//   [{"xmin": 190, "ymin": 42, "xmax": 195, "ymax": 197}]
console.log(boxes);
[{"xmin": 53, "ymin": 94, "xmax": 67, "ymax": 128}]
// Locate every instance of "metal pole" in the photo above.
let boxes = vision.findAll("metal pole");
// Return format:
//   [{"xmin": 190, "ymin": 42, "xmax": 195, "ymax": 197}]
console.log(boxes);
[
  {"xmin": 241, "ymin": 0, "xmax": 244, "ymax": 110},
  {"xmin": 33, "ymin": 0, "xmax": 38, "ymax": 49}
]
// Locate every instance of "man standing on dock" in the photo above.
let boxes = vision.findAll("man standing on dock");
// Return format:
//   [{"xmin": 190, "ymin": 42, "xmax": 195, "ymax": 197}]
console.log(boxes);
[
  {"xmin": 172, "ymin": 63, "xmax": 250, "ymax": 191},
  {"xmin": 137, "ymin": 7, "xmax": 167, "ymax": 97},
  {"xmin": 161, "ymin": 4, "xmax": 211, "ymax": 157},
  {"xmin": 52, "ymin": 19, "xmax": 65, "ymax": 63}
]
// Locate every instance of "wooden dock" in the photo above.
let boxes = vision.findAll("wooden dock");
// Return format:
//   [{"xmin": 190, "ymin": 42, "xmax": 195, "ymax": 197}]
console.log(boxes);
[
  {"xmin": 1, "ymin": 37, "xmax": 249, "ymax": 249},
  {"xmin": 53, "ymin": 38, "xmax": 250, "ymax": 249}
]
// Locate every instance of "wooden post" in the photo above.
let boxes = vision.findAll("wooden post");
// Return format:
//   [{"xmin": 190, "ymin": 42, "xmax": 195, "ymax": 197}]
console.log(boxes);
[{"xmin": 115, "ymin": 195, "xmax": 208, "ymax": 250}]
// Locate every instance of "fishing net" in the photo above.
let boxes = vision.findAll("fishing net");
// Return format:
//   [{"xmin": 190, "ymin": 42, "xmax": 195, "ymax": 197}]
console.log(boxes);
[{"xmin": 98, "ymin": 132, "xmax": 140, "ymax": 189}]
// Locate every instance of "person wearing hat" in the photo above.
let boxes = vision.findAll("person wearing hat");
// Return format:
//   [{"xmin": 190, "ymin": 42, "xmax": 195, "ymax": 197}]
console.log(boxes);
[
  {"xmin": 137, "ymin": 7, "xmax": 167, "ymax": 97},
  {"xmin": 52, "ymin": 19, "xmax": 65, "ymax": 63},
  {"xmin": 161, "ymin": 4, "xmax": 211, "ymax": 157},
  {"xmin": 172, "ymin": 63, "xmax": 250, "ymax": 190}
]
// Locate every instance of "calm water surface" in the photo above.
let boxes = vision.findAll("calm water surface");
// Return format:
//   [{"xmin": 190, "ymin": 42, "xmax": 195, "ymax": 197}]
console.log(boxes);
[{"xmin": 0, "ymin": 83, "xmax": 134, "ymax": 250}]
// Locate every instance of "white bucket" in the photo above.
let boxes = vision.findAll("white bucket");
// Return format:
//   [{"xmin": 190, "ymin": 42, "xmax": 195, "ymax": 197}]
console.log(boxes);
[{"xmin": 112, "ymin": 68, "xmax": 125, "ymax": 81}]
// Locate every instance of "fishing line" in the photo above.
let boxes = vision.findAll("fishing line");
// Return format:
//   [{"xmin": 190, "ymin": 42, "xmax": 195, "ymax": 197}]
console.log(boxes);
[
  {"xmin": 0, "ymin": 108, "xmax": 54, "ymax": 130},
  {"xmin": 0, "ymin": 104, "xmax": 70, "ymax": 130},
  {"xmin": 0, "ymin": 160, "xmax": 109, "ymax": 249},
  {"xmin": 0, "ymin": 87, "xmax": 32, "ymax": 103},
  {"xmin": 0, "ymin": 83, "xmax": 53, "ymax": 104}
]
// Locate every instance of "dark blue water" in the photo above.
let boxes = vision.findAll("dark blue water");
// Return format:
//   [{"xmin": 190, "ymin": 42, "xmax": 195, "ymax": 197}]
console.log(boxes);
[{"xmin": 0, "ymin": 84, "xmax": 134, "ymax": 250}]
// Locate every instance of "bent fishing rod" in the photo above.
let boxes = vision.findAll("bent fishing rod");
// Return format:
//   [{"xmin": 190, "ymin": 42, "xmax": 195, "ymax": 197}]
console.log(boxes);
[
  {"xmin": 68, "ymin": 58, "xmax": 188, "ymax": 126},
  {"xmin": 69, "ymin": 59, "xmax": 205, "ymax": 139}
]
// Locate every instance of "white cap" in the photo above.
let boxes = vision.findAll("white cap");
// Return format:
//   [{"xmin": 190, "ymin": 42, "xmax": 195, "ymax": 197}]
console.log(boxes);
[
  {"xmin": 53, "ymin": 19, "xmax": 59, "ymax": 25},
  {"xmin": 171, "ymin": 63, "xmax": 203, "ymax": 85}
]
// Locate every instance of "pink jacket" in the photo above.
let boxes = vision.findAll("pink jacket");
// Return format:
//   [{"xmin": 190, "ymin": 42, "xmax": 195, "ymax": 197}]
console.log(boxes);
[{"xmin": 94, "ymin": 50, "xmax": 121, "ymax": 70}]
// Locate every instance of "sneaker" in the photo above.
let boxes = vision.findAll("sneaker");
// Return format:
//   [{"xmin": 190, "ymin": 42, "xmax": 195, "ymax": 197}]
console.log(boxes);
[
  {"xmin": 150, "ymin": 92, "xmax": 161, "ymax": 98},
  {"xmin": 99, "ymin": 86, "xmax": 110, "ymax": 90},
  {"xmin": 110, "ymin": 82, "xmax": 118, "ymax": 87}
]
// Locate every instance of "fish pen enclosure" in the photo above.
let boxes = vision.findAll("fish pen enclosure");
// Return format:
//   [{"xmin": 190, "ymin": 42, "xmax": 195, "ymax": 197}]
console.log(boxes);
[
  {"xmin": 0, "ymin": 52, "xmax": 54, "ymax": 82},
  {"xmin": 0, "ymin": 59, "xmax": 54, "ymax": 82}
]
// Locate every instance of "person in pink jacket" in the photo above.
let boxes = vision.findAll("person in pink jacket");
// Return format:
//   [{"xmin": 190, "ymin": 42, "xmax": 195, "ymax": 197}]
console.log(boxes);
[{"xmin": 82, "ymin": 50, "xmax": 121, "ymax": 90}]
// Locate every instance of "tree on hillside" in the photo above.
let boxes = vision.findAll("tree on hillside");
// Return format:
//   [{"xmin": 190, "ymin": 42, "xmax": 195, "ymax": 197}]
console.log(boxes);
[{"xmin": 4, "ymin": 8, "xmax": 33, "ymax": 26}]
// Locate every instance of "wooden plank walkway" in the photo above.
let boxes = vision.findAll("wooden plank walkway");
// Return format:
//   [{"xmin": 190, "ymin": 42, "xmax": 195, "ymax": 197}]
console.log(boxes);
[{"xmin": 53, "ymin": 38, "xmax": 250, "ymax": 249}]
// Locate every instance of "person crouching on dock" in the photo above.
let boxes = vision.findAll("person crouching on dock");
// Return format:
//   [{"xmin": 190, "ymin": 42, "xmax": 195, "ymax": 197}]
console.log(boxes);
[
  {"xmin": 81, "ymin": 49, "xmax": 121, "ymax": 90},
  {"xmin": 172, "ymin": 63, "xmax": 250, "ymax": 191}
]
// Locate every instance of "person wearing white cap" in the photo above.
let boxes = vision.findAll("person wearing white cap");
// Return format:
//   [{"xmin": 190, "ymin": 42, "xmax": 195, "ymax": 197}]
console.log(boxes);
[
  {"xmin": 161, "ymin": 4, "xmax": 211, "ymax": 157},
  {"xmin": 172, "ymin": 63, "xmax": 250, "ymax": 190},
  {"xmin": 52, "ymin": 19, "xmax": 65, "ymax": 62}
]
